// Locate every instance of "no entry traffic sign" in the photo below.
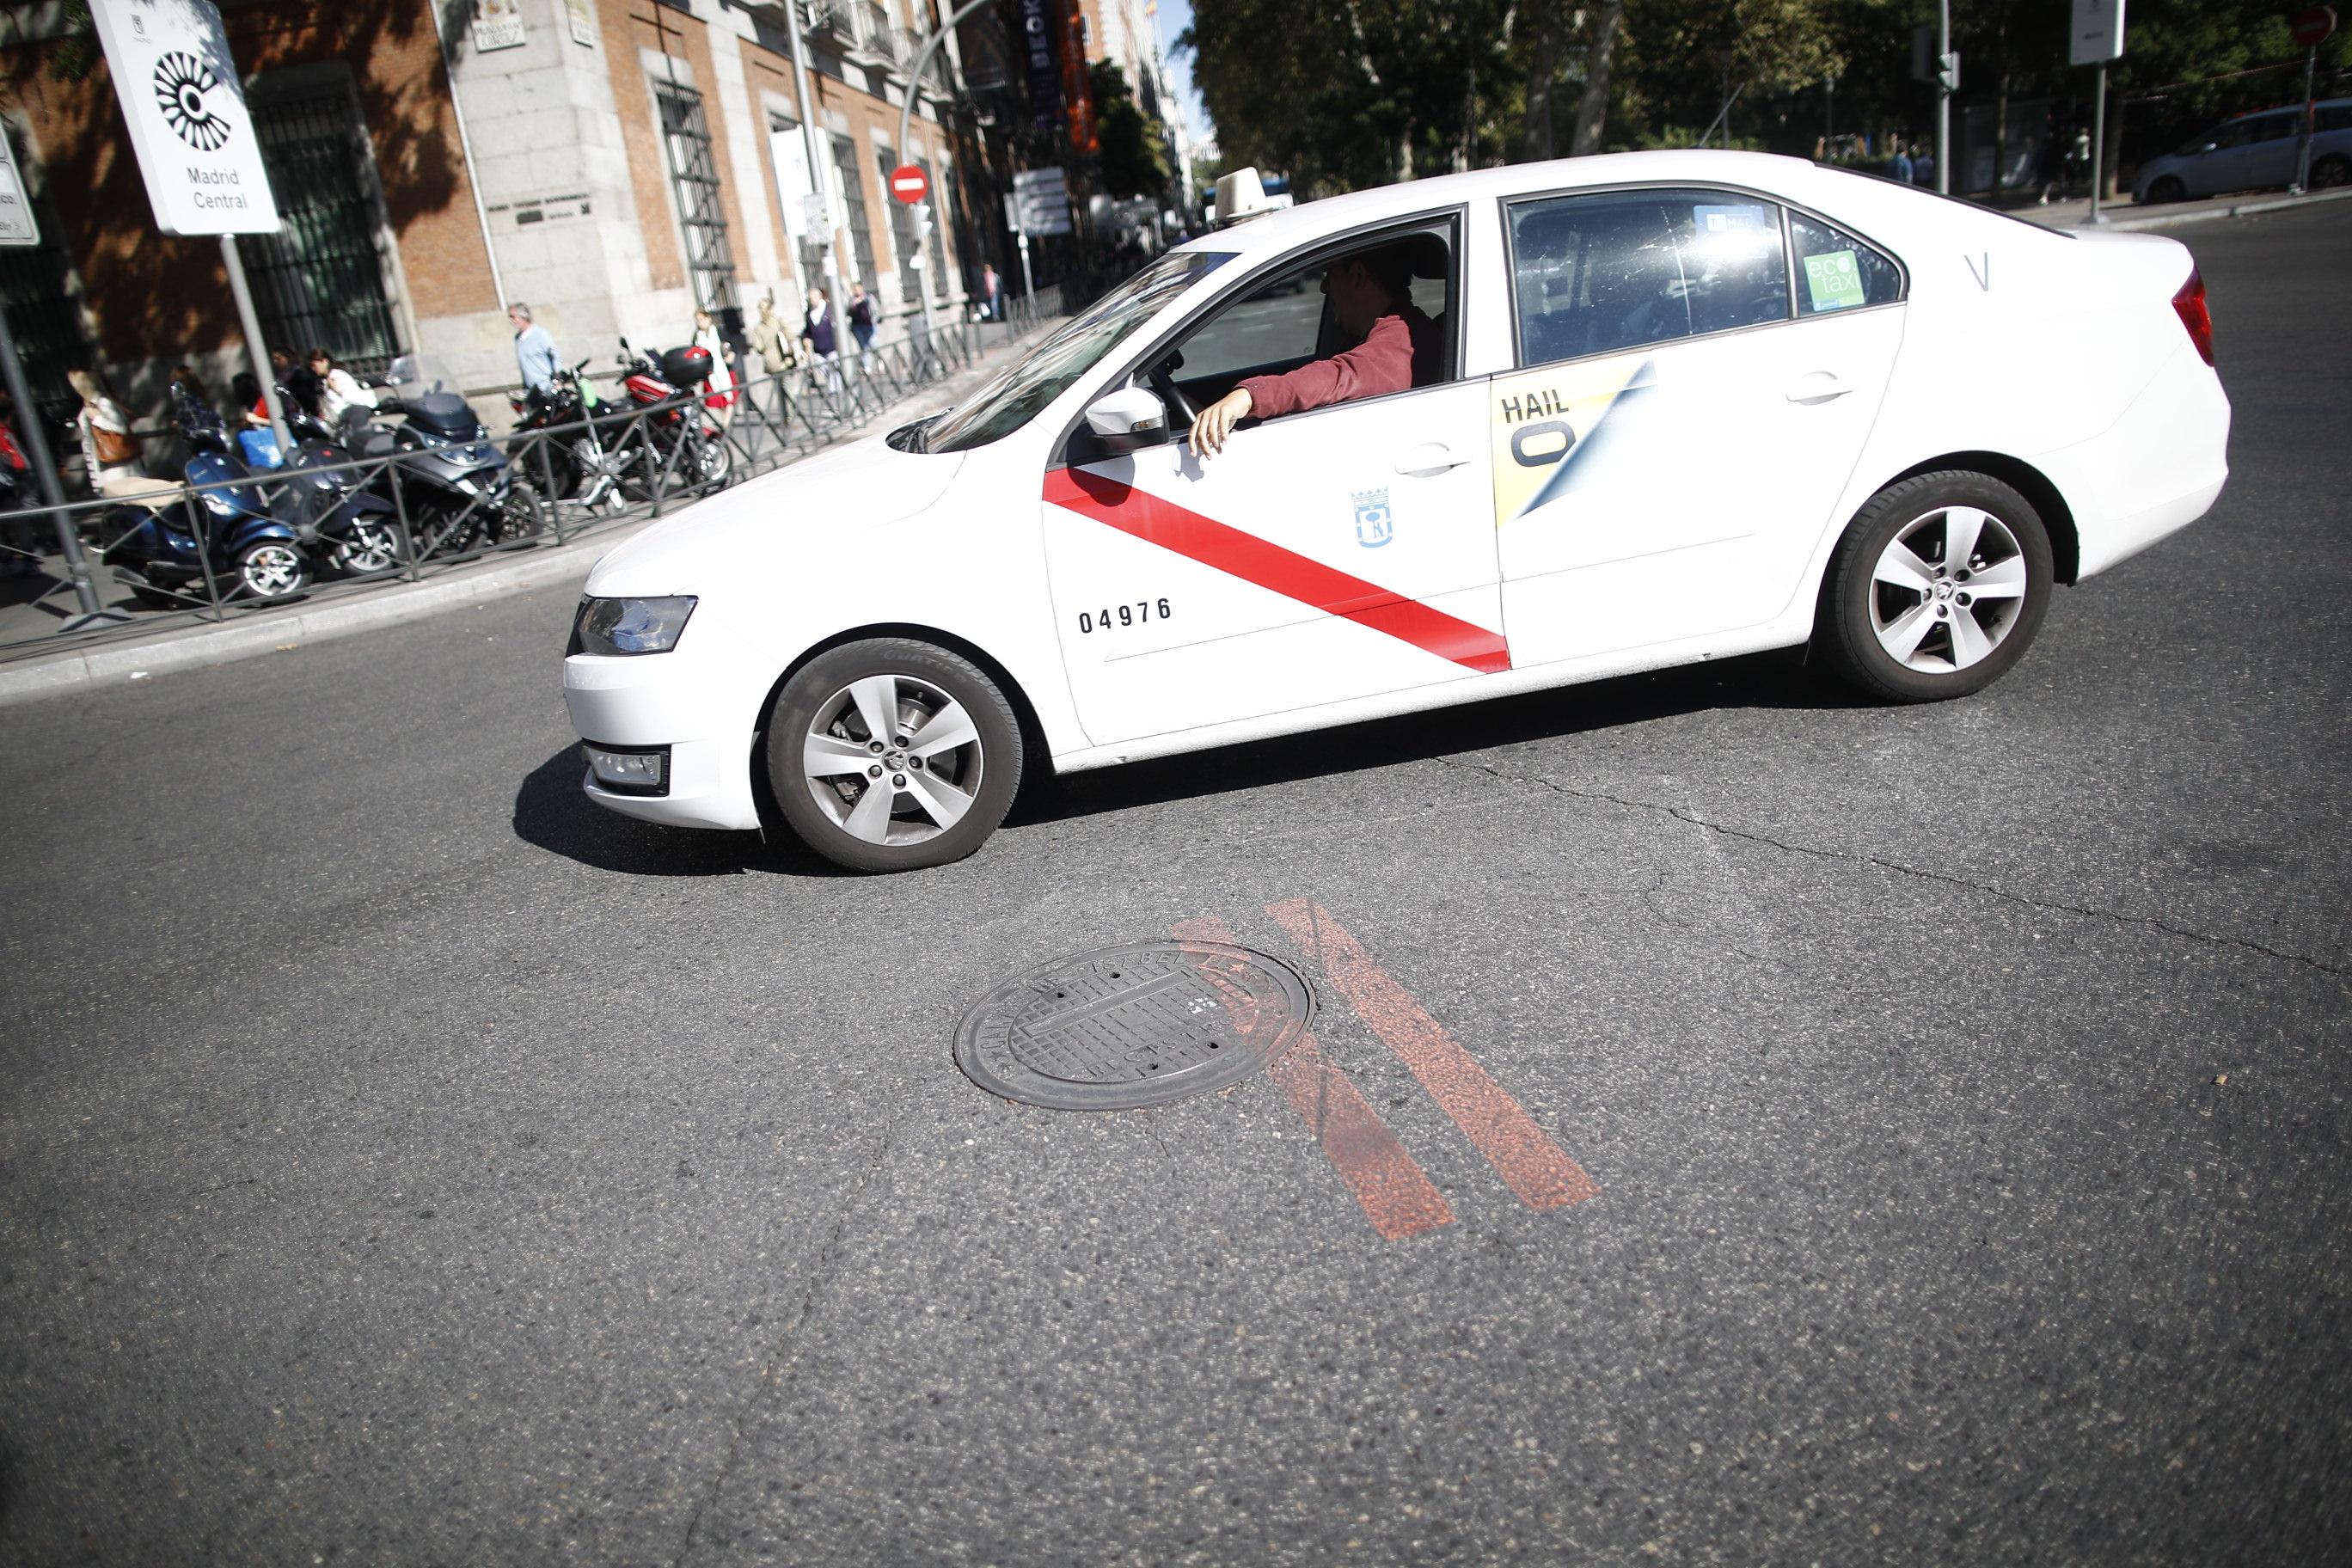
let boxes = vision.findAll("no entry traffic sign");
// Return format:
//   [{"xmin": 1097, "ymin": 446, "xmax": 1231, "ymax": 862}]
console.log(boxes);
[
  {"xmin": 889, "ymin": 162, "xmax": 928, "ymax": 205},
  {"xmin": 2294, "ymin": 6, "xmax": 2337, "ymax": 46}
]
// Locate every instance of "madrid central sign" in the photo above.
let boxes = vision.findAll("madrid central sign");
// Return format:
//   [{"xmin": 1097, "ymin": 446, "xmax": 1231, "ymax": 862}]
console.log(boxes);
[{"xmin": 89, "ymin": 0, "xmax": 279, "ymax": 236}]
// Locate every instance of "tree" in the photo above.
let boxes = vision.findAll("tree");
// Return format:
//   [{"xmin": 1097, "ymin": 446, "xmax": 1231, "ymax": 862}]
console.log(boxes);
[{"xmin": 1090, "ymin": 60, "xmax": 1172, "ymax": 199}]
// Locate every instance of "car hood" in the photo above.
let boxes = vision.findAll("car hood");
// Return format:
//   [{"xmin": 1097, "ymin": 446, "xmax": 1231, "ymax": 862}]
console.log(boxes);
[{"xmin": 583, "ymin": 434, "xmax": 966, "ymax": 596}]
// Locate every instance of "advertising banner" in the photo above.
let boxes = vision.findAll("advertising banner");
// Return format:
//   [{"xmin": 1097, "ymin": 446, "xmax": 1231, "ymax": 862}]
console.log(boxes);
[
  {"xmin": 1017, "ymin": 0, "xmax": 1064, "ymax": 132},
  {"xmin": 88, "ymin": 0, "xmax": 279, "ymax": 236},
  {"xmin": 0, "ymin": 136, "xmax": 37, "ymax": 247}
]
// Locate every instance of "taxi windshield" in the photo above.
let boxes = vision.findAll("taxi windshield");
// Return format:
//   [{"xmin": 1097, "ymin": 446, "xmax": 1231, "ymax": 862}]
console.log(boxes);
[{"xmin": 922, "ymin": 250, "xmax": 1232, "ymax": 453}]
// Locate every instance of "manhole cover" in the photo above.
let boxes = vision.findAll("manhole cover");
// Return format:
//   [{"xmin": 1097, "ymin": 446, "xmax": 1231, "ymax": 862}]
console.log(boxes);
[{"xmin": 954, "ymin": 941, "xmax": 1314, "ymax": 1110}]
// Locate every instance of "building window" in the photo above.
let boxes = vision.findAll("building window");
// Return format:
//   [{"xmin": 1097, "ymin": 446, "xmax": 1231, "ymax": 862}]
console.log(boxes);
[
  {"xmin": 238, "ymin": 83, "xmax": 404, "ymax": 373},
  {"xmin": 876, "ymin": 144, "xmax": 922, "ymax": 305},
  {"xmin": 656, "ymin": 84, "xmax": 737, "ymax": 310},
  {"xmin": 830, "ymin": 132, "xmax": 879, "ymax": 294},
  {"xmin": 918, "ymin": 156, "xmax": 952, "ymax": 297}
]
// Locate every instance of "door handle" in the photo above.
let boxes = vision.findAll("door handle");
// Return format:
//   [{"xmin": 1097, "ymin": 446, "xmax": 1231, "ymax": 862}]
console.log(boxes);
[
  {"xmin": 1394, "ymin": 442, "xmax": 1469, "ymax": 476},
  {"xmin": 1785, "ymin": 371, "xmax": 1854, "ymax": 405}
]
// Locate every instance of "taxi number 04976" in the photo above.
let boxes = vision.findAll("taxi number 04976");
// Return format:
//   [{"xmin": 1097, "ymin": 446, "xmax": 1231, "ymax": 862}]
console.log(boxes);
[{"xmin": 1079, "ymin": 598, "xmax": 1173, "ymax": 634}]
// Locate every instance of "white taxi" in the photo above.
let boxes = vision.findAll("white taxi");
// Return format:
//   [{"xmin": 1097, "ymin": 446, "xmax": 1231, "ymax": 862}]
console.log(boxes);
[{"xmin": 563, "ymin": 150, "xmax": 2229, "ymax": 873}]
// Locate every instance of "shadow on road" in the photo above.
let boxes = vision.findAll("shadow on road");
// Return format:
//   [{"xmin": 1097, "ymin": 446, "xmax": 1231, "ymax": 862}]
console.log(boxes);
[
  {"xmin": 1005, "ymin": 648, "xmax": 1857, "ymax": 830},
  {"xmin": 513, "ymin": 650, "xmax": 1861, "ymax": 874}
]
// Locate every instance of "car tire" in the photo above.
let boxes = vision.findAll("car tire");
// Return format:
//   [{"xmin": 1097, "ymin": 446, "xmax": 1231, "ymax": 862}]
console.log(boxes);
[
  {"xmin": 765, "ymin": 638, "xmax": 1023, "ymax": 873},
  {"xmin": 2312, "ymin": 155, "xmax": 2349, "ymax": 191},
  {"xmin": 1816, "ymin": 471, "xmax": 2053, "ymax": 704},
  {"xmin": 2145, "ymin": 175, "xmax": 2186, "ymax": 205}
]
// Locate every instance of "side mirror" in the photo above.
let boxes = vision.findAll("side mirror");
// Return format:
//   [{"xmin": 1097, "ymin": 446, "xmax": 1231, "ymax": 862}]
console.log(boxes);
[{"xmin": 1084, "ymin": 385, "xmax": 1168, "ymax": 455}]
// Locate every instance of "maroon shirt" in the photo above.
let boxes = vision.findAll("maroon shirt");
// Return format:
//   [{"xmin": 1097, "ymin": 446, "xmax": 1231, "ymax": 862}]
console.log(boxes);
[{"xmin": 1238, "ymin": 304, "xmax": 1440, "ymax": 419}]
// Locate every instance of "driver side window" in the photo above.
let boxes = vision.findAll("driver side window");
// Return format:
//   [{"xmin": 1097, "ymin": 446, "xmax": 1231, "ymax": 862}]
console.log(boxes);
[{"xmin": 1153, "ymin": 226, "xmax": 1457, "ymax": 413}]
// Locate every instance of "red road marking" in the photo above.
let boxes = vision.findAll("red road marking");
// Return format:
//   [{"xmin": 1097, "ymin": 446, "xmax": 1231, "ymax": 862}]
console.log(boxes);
[
  {"xmin": 1172, "ymin": 916, "xmax": 1455, "ymax": 1240},
  {"xmin": 1044, "ymin": 466, "xmax": 1512, "ymax": 674},
  {"xmin": 1264, "ymin": 900, "xmax": 1599, "ymax": 1213}
]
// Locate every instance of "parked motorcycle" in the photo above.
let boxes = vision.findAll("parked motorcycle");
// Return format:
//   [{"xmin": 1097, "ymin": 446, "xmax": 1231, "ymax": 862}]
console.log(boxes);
[
  {"xmin": 347, "ymin": 358, "xmax": 546, "ymax": 558},
  {"xmin": 103, "ymin": 387, "xmax": 395, "ymax": 606},
  {"xmin": 506, "ymin": 356, "xmax": 631, "ymax": 513},
  {"xmin": 610, "ymin": 338, "xmax": 732, "ymax": 499}
]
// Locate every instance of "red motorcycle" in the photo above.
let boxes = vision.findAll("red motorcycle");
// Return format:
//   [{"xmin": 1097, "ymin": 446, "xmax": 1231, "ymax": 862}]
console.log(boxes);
[{"xmin": 609, "ymin": 338, "xmax": 732, "ymax": 499}]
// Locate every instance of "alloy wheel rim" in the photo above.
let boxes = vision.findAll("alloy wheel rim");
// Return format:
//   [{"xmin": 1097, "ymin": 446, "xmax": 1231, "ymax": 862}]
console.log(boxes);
[
  {"xmin": 1867, "ymin": 505, "xmax": 2030, "ymax": 674},
  {"xmin": 244, "ymin": 543, "xmax": 304, "ymax": 597},
  {"xmin": 800, "ymin": 672, "xmax": 983, "ymax": 847}
]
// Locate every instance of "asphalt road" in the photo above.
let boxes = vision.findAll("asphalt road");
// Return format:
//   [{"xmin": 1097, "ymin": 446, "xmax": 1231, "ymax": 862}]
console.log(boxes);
[{"xmin": 4, "ymin": 205, "xmax": 2348, "ymax": 1566}]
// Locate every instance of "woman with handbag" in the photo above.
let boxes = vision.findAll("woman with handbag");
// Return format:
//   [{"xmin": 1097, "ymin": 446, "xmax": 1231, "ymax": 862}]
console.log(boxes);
[{"xmin": 69, "ymin": 367, "xmax": 173, "ymax": 501}]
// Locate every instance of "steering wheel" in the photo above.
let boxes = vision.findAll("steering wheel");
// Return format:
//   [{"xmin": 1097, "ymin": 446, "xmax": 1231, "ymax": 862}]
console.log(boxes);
[{"xmin": 1148, "ymin": 363, "xmax": 1197, "ymax": 426}]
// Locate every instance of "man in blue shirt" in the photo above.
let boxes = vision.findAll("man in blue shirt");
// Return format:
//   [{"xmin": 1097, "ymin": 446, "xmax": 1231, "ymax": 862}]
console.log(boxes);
[{"xmin": 509, "ymin": 302, "xmax": 560, "ymax": 392}]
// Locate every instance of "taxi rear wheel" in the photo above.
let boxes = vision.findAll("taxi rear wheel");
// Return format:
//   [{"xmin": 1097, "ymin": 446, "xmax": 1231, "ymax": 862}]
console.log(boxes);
[
  {"xmin": 765, "ymin": 638, "xmax": 1023, "ymax": 873},
  {"xmin": 1817, "ymin": 471, "xmax": 2052, "ymax": 704}
]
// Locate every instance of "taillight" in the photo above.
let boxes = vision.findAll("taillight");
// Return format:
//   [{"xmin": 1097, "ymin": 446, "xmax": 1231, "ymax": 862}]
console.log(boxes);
[{"xmin": 2171, "ymin": 266, "xmax": 2215, "ymax": 367}]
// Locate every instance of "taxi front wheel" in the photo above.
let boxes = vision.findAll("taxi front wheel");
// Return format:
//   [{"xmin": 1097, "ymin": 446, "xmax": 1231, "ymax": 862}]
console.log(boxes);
[
  {"xmin": 1817, "ymin": 471, "xmax": 2053, "ymax": 704},
  {"xmin": 765, "ymin": 638, "xmax": 1024, "ymax": 873}
]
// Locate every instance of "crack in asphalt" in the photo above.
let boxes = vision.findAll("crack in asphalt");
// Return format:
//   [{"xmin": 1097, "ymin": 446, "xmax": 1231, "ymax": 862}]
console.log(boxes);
[
  {"xmin": 1437, "ymin": 756, "xmax": 2347, "ymax": 979},
  {"xmin": 676, "ymin": 1121, "xmax": 896, "ymax": 1565}
]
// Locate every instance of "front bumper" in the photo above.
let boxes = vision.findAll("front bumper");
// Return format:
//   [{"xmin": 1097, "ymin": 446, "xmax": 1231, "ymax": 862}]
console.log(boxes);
[{"xmin": 563, "ymin": 650, "xmax": 764, "ymax": 830}]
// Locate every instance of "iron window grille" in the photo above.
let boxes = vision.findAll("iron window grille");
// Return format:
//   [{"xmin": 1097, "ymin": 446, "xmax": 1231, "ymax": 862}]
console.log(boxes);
[
  {"xmin": 656, "ymin": 84, "xmax": 738, "ymax": 312},
  {"xmin": 830, "ymin": 132, "xmax": 880, "ymax": 296},
  {"xmin": 237, "ymin": 84, "xmax": 405, "ymax": 375}
]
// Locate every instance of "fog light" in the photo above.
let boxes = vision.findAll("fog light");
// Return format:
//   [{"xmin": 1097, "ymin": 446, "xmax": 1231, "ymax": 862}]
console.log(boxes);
[{"xmin": 584, "ymin": 743, "xmax": 668, "ymax": 793}]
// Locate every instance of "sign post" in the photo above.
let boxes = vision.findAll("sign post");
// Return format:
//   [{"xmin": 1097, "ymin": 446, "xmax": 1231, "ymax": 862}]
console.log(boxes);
[
  {"xmin": 0, "ymin": 138, "xmax": 123, "ymax": 629},
  {"xmin": 2071, "ymin": 0, "xmax": 2128, "ymax": 224},
  {"xmin": 2288, "ymin": 8, "xmax": 2338, "ymax": 194},
  {"xmin": 89, "ymin": 0, "xmax": 290, "ymax": 450}
]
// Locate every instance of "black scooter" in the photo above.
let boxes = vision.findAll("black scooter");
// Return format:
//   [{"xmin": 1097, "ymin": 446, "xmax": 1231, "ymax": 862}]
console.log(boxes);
[{"xmin": 344, "ymin": 365, "xmax": 546, "ymax": 558}]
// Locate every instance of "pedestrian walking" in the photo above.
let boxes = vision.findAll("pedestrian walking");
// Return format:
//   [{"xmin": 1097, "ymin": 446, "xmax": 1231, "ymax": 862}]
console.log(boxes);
[
  {"xmin": 1885, "ymin": 138, "xmax": 1914, "ymax": 186},
  {"xmin": 846, "ymin": 279, "xmax": 876, "ymax": 359},
  {"xmin": 801, "ymin": 285, "xmax": 843, "ymax": 401},
  {"xmin": 692, "ymin": 306, "xmax": 737, "ymax": 426},
  {"xmin": 746, "ymin": 292, "xmax": 798, "ymax": 427},
  {"xmin": 509, "ymin": 302, "xmax": 560, "ymax": 393},
  {"xmin": 67, "ymin": 367, "xmax": 173, "ymax": 502},
  {"xmin": 975, "ymin": 262, "xmax": 1004, "ymax": 322}
]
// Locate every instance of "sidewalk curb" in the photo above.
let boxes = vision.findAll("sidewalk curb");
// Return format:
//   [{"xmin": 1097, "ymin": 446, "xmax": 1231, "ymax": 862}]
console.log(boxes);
[
  {"xmin": 0, "ymin": 334, "xmax": 1046, "ymax": 712},
  {"xmin": 0, "ymin": 528, "xmax": 633, "ymax": 708},
  {"xmin": 2073, "ymin": 186, "xmax": 2352, "ymax": 231}
]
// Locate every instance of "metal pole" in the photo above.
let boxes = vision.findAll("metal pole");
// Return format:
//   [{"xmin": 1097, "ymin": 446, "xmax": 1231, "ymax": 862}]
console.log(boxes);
[
  {"xmin": 2089, "ymin": 63, "xmax": 2109, "ymax": 224},
  {"xmin": 220, "ymin": 236, "xmax": 291, "ymax": 453},
  {"xmin": 2291, "ymin": 46, "xmax": 2319, "ymax": 194},
  {"xmin": 0, "ymin": 309, "xmax": 120, "ymax": 628},
  {"xmin": 783, "ymin": 2, "xmax": 848, "ymax": 368},
  {"xmin": 897, "ymin": 0, "xmax": 995, "ymax": 339},
  {"xmin": 1937, "ymin": 0, "xmax": 1952, "ymax": 194},
  {"xmin": 1015, "ymin": 229, "xmax": 1034, "ymax": 312}
]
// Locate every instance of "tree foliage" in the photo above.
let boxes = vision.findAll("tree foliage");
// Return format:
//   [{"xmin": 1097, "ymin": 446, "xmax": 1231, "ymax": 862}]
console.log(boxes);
[{"xmin": 1183, "ymin": 0, "xmax": 2350, "ymax": 190}]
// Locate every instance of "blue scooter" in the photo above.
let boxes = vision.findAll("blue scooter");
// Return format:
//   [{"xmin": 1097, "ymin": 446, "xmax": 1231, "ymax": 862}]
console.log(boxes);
[{"xmin": 104, "ymin": 387, "xmax": 395, "ymax": 606}]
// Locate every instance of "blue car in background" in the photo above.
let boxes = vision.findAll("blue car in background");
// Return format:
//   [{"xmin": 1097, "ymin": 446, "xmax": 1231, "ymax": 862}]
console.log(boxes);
[{"xmin": 2134, "ymin": 98, "xmax": 2352, "ymax": 204}]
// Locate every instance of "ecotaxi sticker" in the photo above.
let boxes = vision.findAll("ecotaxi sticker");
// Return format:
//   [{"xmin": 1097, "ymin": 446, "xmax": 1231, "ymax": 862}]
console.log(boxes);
[{"xmin": 1803, "ymin": 249, "xmax": 1867, "ymax": 311}]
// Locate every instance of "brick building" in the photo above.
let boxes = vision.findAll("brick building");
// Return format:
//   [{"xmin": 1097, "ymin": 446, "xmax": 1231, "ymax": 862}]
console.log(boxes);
[{"xmin": 0, "ymin": 0, "xmax": 985, "ymax": 418}]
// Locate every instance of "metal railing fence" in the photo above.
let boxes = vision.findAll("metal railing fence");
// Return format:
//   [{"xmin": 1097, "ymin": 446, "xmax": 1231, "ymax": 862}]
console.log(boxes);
[{"xmin": 0, "ymin": 311, "xmax": 1063, "ymax": 659}]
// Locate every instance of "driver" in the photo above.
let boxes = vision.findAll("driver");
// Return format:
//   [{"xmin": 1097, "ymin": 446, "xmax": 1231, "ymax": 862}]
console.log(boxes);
[{"xmin": 1189, "ymin": 242, "xmax": 1439, "ymax": 459}]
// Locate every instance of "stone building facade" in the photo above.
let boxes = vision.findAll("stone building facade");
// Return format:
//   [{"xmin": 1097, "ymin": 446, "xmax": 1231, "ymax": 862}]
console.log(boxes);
[{"xmin": 0, "ymin": 0, "xmax": 981, "ymax": 417}]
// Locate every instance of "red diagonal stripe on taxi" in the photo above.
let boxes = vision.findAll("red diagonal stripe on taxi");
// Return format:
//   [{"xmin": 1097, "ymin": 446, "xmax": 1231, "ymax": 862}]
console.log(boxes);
[{"xmin": 1044, "ymin": 466, "xmax": 1511, "ymax": 674}]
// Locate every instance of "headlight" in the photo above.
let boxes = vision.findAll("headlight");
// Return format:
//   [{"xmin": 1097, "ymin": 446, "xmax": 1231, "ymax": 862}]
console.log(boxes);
[{"xmin": 573, "ymin": 595, "xmax": 697, "ymax": 656}]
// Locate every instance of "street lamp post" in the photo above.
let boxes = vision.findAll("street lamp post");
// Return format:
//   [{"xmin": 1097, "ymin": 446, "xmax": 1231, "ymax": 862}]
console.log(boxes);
[{"xmin": 897, "ymin": 0, "xmax": 997, "ymax": 340}]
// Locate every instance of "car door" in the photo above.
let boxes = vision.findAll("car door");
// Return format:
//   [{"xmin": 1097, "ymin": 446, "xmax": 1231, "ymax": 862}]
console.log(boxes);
[
  {"xmin": 1491, "ymin": 187, "xmax": 1903, "ymax": 669},
  {"xmin": 1040, "ymin": 224, "xmax": 1504, "ymax": 748},
  {"xmin": 2189, "ymin": 116, "xmax": 2263, "ymax": 196}
]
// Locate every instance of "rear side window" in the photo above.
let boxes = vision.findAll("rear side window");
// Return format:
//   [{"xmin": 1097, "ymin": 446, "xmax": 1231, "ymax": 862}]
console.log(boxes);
[
  {"xmin": 1507, "ymin": 188, "xmax": 1790, "ymax": 367},
  {"xmin": 2318, "ymin": 104, "xmax": 2352, "ymax": 132},
  {"xmin": 1789, "ymin": 215, "xmax": 1903, "ymax": 315}
]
